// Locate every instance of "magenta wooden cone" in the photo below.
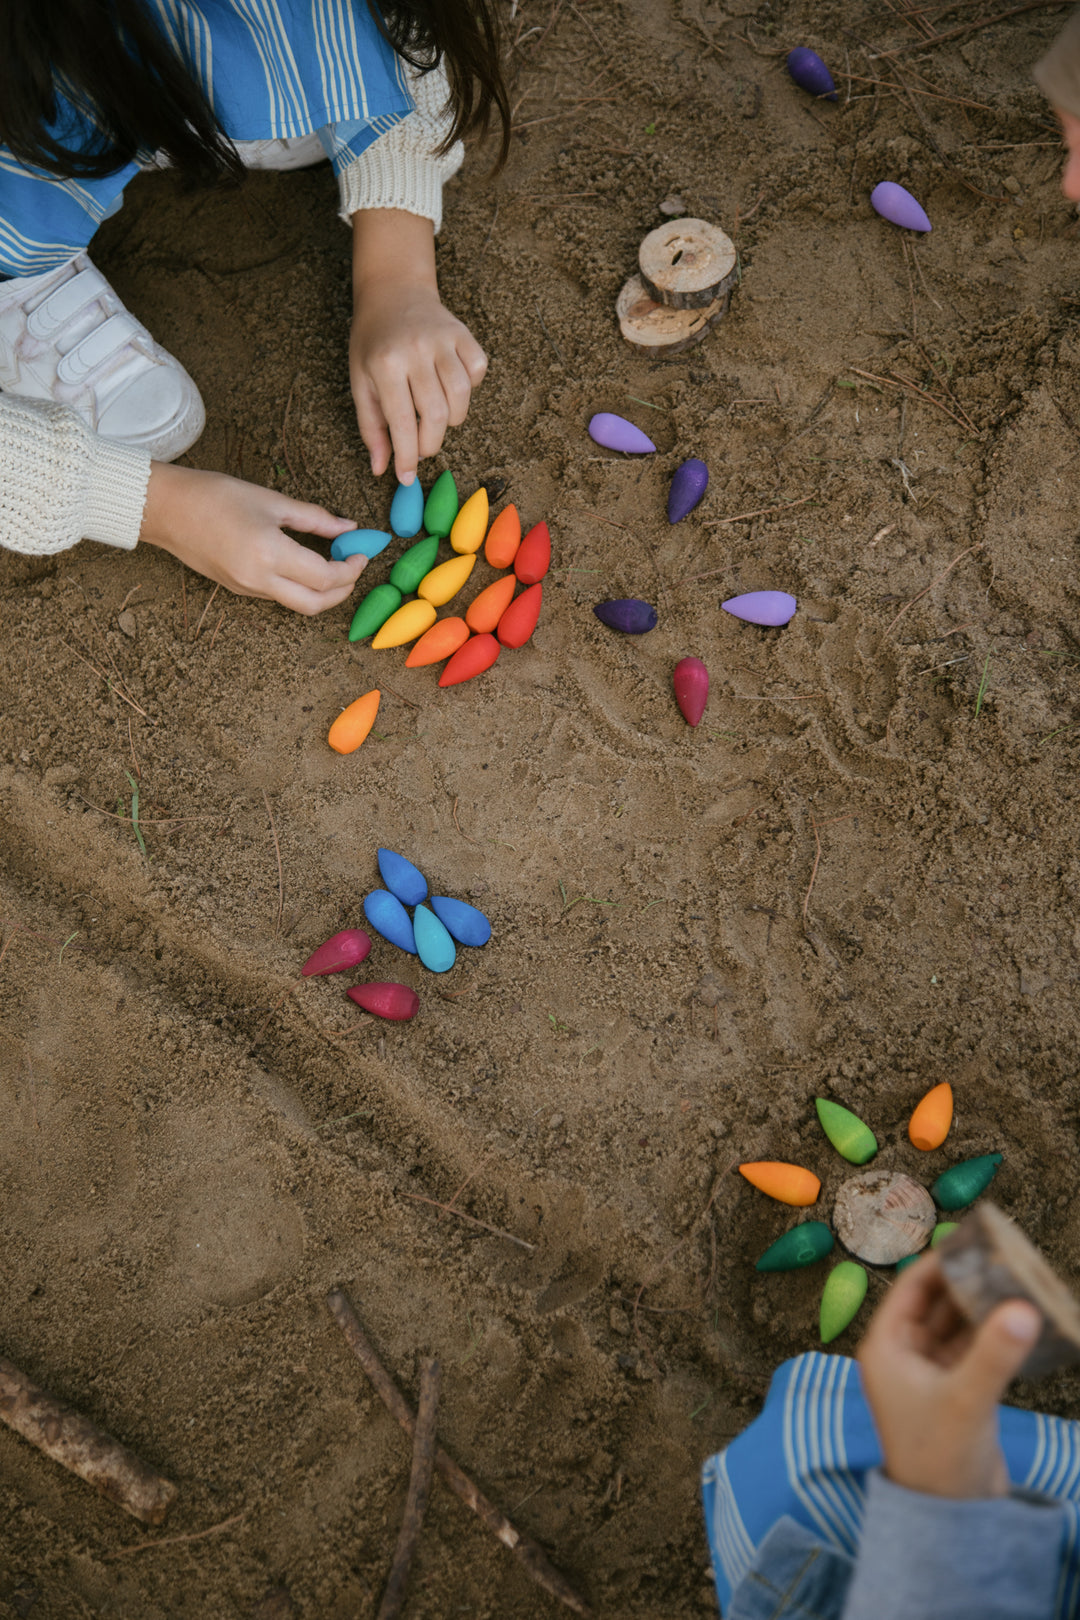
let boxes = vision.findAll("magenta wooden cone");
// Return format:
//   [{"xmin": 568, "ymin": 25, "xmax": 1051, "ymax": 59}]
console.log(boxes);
[
  {"xmin": 673, "ymin": 657, "xmax": 709, "ymax": 726},
  {"xmin": 302, "ymin": 929, "xmax": 372, "ymax": 976},
  {"xmin": 347, "ymin": 982, "xmax": 420, "ymax": 1021}
]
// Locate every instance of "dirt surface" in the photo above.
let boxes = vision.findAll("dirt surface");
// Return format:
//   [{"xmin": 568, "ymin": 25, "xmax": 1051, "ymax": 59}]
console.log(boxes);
[{"xmin": 4, "ymin": 0, "xmax": 1080, "ymax": 1613}]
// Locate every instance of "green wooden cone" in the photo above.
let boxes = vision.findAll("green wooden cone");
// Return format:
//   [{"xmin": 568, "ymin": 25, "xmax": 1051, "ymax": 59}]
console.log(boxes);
[
  {"xmin": 895, "ymin": 1253, "xmax": 920, "ymax": 1272},
  {"xmin": 815, "ymin": 1098, "xmax": 878, "ymax": 1165},
  {"xmin": 931, "ymin": 1153, "xmax": 1002, "ymax": 1212},
  {"xmin": 820, "ymin": 1261, "xmax": 868, "ymax": 1344},
  {"xmin": 390, "ymin": 534, "xmax": 440, "ymax": 594},
  {"xmin": 755, "ymin": 1221, "xmax": 835, "ymax": 1273},
  {"xmin": 424, "ymin": 470, "xmax": 459, "ymax": 538},
  {"xmin": 348, "ymin": 583, "xmax": 402, "ymax": 642},
  {"xmin": 930, "ymin": 1221, "xmax": 959, "ymax": 1248}
]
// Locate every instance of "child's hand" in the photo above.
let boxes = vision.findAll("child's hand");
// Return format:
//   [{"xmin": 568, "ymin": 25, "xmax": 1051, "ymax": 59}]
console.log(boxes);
[
  {"xmin": 857, "ymin": 1253, "xmax": 1041, "ymax": 1499},
  {"xmin": 139, "ymin": 463, "xmax": 367, "ymax": 614},
  {"xmin": 349, "ymin": 209, "xmax": 487, "ymax": 486}
]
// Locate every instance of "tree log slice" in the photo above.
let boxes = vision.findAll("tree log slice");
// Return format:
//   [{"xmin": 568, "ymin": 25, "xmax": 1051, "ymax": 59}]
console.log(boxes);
[
  {"xmin": 616, "ymin": 274, "xmax": 728, "ymax": 355},
  {"xmin": 833, "ymin": 1170, "xmax": 936, "ymax": 1266},
  {"xmin": 638, "ymin": 219, "xmax": 737, "ymax": 309},
  {"xmin": 936, "ymin": 1202, "xmax": 1080, "ymax": 1379}
]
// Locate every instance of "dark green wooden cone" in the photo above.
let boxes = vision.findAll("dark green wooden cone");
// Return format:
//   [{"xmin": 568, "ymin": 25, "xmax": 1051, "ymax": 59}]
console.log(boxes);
[
  {"xmin": 756, "ymin": 1221, "xmax": 835, "ymax": 1273},
  {"xmin": 424, "ymin": 470, "xmax": 459, "ymax": 538},
  {"xmin": 390, "ymin": 534, "xmax": 440, "ymax": 594},
  {"xmin": 348, "ymin": 583, "xmax": 402, "ymax": 642},
  {"xmin": 816, "ymin": 1098, "xmax": 878, "ymax": 1165},
  {"xmin": 931, "ymin": 1153, "xmax": 1002, "ymax": 1212}
]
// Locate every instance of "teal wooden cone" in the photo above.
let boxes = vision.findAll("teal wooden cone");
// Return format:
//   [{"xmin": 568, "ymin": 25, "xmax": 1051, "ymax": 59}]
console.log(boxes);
[
  {"xmin": 895, "ymin": 1253, "xmax": 920, "ymax": 1272},
  {"xmin": 755, "ymin": 1221, "xmax": 834, "ymax": 1273},
  {"xmin": 815, "ymin": 1098, "xmax": 878, "ymax": 1165},
  {"xmin": 820, "ymin": 1262, "xmax": 868, "ymax": 1343},
  {"xmin": 931, "ymin": 1154, "xmax": 1002, "ymax": 1212}
]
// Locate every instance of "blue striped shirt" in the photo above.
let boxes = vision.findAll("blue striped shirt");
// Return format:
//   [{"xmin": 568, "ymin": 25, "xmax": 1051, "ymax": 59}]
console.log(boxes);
[{"xmin": 0, "ymin": 0, "xmax": 414, "ymax": 276}]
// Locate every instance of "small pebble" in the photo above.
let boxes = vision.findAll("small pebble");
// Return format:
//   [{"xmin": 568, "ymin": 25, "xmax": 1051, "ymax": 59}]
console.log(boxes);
[{"xmin": 659, "ymin": 195, "xmax": 686, "ymax": 216}]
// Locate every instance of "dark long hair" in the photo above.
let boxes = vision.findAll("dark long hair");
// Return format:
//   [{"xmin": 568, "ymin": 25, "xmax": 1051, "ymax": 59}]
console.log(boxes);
[{"xmin": 0, "ymin": 0, "xmax": 509, "ymax": 183}]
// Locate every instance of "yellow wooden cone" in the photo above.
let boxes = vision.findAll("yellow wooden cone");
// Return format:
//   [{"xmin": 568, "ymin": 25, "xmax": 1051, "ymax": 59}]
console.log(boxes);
[
  {"xmin": 372, "ymin": 599, "xmax": 437, "ymax": 648},
  {"xmin": 450, "ymin": 487, "xmax": 489, "ymax": 555},
  {"xmin": 417, "ymin": 553, "xmax": 476, "ymax": 606}
]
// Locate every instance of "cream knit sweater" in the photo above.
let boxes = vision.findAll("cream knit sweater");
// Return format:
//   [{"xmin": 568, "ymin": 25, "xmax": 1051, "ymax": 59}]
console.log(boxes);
[{"xmin": 0, "ymin": 63, "xmax": 463, "ymax": 559}]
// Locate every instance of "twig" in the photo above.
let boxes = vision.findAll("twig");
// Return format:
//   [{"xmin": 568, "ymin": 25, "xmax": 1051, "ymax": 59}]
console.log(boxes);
[
  {"xmin": 327, "ymin": 1291, "xmax": 591, "ymax": 1616},
  {"xmin": 885, "ymin": 542, "xmax": 985, "ymax": 635},
  {"xmin": 193, "ymin": 583, "xmax": 221, "ymax": 641},
  {"xmin": 208, "ymin": 611, "xmax": 226, "ymax": 651},
  {"xmin": 803, "ymin": 812, "xmax": 856, "ymax": 925},
  {"xmin": 74, "ymin": 795, "xmax": 213, "ymax": 826},
  {"xmin": 880, "ymin": 1, "xmax": 1072, "ymax": 55},
  {"xmin": 127, "ymin": 714, "xmax": 141, "ymax": 781},
  {"xmin": 118, "ymin": 584, "xmax": 144, "ymax": 614},
  {"xmin": 847, "ymin": 367, "xmax": 973, "ymax": 432},
  {"xmin": 384, "ymin": 684, "xmax": 421, "ymax": 710},
  {"xmin": 452, "ymin": 797, "xmax": 480, "ymax": 844},
  {"xmin": 262, "ymin": 789, "xmax": 285, "ymax": 934},
  {"xmin": 377, "ymin": 1359, "xmax": 441, "ymax": 1620},
  {"xmin": 282, "ymin": 377, "xmax": 298, "ymax": 482},
  {"xmin": 401, "ymin": 1192, "xmax": 536, "ymax": 1251},
  {"xmin": 111, "ymin": 1511, "xmax": 246, "ymax": 1557},
  {"xmin": 62, "ymin": 642, "xmax": 150, "ymax": 719},
  {"xmin": 702, "ymin": 494, "xmax": 814, "ymax": 531}
]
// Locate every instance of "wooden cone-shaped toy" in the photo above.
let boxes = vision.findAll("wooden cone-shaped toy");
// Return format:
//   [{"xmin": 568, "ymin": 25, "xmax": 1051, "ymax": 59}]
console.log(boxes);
[
  {"xmin": 755, "ymin": 1221, "xmax": 834, "ymax": 1273},
  {"xmin": 347, "ymin": 982, "xmax": 419, "ymax": 1021},
  {"xmin": 833, "ymin": 1170, "xmax": 935, "ymax": 1265},
  {"xmin": 376, "ymin": 848, "xmax": 428, "ymax": 907},
  {"xmin": 497, "ymin": 583, "xmax": 543, "ymax": 649},
  {"xmin": 909, "ymin": 1082, "xmax": 954, "ymax": 1151},
  {"xmin": 932, "ymin": 1153, "xmax": 1002, "ymax": 1212},
  {"xmin": 327, "ymin": 689, "xmax": 380, "ymax": 754},
  {"xmin": 738, "ymin": 1162, "xmax": 820, "ymax": 1207},
  {"xmin": 820, "ymin": 1262, "xmax": 868, "ymax": 1344},
  {"xmin": 349, "ymin": 583, "xmax": 402, "ymax": 642},
  {"xmin": 465, "ymin": 574, "xmax": 517, "ymax": 633},
  {"xmin": 390, "ymin": 479, "xmax": 424, "ymax": 538},
  {"xmin": 372, "ymin": 599, "xmax": 437, "ymax": 648},
  {"xmin": 485, "ymin": 504, "xmax": 521, "ymax": 569},
  {"xmin": 423, "ymin": 469, "xmax": 458, "ymax": 538},
  {"xmin": 450, "ymin": 487, "xmax": 489, "ymax": 555},
  {"xmin": 673, "ymin": 657, "xmax": 709, "ymax": 726},
  {"xmin": 417, "ymin": 553, "xmax": 475, "ymax": 607},
  {"xmin": 413, "ymin": 904, "xmax": 457, "ymax": 973},
  {"xmin": 405, "ymin": 616, "xmax": 470, "ymax": 668},
  {"xmin": 389, "ymin": 534, "xmax": 440, "ymax": 594},
  {"xmin": 616, "ymin": 274, "xmax": 728, "ymax": 356},
  {"xmin": 936, "ymin": 1202, "xmax": 1080, "ymax": 1377},
  {"xmin": 439, "ymin": 632, "xmax": 501, "ymax": 688},
  {"xmin": 816, "ymin": 1098, "xmax": 878, "ymax": 1165},
  {"xmin": 302, "ymin": 929, "xmax": 372, "ymax": 976},
  {"xmin": 638, "ymin": 219, "xmax": 737, "ymax": 309},
  {"xmin": 514, "ymin": 521, "xmax": 551, "ymax": 584},
  {"xmin": 930, "ymin": 1221, "xmax": 959, "ymax": 1248}
]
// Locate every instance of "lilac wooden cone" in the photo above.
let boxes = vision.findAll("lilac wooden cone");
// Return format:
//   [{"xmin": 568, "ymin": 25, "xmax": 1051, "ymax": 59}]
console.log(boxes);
[
  {"xmin": 870, "ymin": 182, "xmax": 931, "ymax": 233},
  {"xmin": 588, "ymin": 413, "xmax": 656, "ymax": 453},
  {"xmin": 673, "ymin": 657, "xmax": 709, "ymax": 725},
  {"xmin": 722, "ymin": 591, "xmax": 797, "ymax": 627},
  {"xmin": 668, "ymin": 459, "xmax": 709, "ymax": 524}
]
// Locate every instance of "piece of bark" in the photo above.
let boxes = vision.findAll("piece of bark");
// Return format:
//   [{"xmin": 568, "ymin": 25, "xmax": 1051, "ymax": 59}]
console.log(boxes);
[
  {"xmin": 834, "ymin": 1170, "xmax": 937, "ymax": 1265},
  {"xmin": 326, "ymin": 1290, "xmax": 591, "ymax": 1616},
  {"xmin": 616, "ymin": 274, "xmax": 728, "ymax": 355},
  {"xmin": 936, "ymin": 1202, "xmax": 1080, "ymax": 1378},
  {"xmin": 638, "ymin": 219, "xmax": 737, "ymax": 309},
  {"xmin": 0, "ymin": 1356, "xmax": 177, "ymax": 1524},
  {"xmin": 377, "ymin": 1357, "xmax": 441, "ymax": 1620}
]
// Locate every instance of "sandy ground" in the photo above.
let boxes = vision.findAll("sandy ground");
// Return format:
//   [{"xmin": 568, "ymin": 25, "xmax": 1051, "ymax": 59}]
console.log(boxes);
[{"xmin": 4, "ymin": 0, "xmax": 1080, "ymax": 1613}]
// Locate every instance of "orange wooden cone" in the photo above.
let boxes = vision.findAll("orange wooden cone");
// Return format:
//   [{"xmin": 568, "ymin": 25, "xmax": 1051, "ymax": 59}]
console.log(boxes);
[
  {"xmin": 485, "ymin": 504, "xmax": 521, "ymax": 569},
  {"xmin": 908, "ymin": 1082, "xmax": 953, "ymax": 1151},
  {"xmin": 327, "ymin": 689, "xmax": 380, "ymax": 755},
  {"xmin": 438, "ymin": 633, "xmax": 501, "ymax": 687},
  {"xmin": 738, "ymin": 1161, "xmax": 821, "ymax": 1206},
  {"xmin": 405, "ymin": 616, "xmax": 470, "ymax": 668},
  {"xmin": 465, "ymin": 574, "xmax": 517, "ymax": 634},
  {"xmin": 497, "ymin": 582, "xmax": 542, "ymax": 648}
]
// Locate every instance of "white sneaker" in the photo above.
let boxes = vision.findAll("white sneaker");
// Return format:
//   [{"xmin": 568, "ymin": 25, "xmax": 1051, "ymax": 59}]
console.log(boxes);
[{"xmin": 0, "ymin": 253, "xmax": 205, "ymax": 461}]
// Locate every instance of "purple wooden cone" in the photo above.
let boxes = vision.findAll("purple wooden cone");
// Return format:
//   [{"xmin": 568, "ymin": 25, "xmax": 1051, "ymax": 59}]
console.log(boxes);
[
  {"xmin": 673, "ymin": 657, "xmax": 709, "ymax": 725},
  {"xmin": 668, "ymin": 459, "xmax": 709, "ymax": 524},
  {"xmin": 594, "ymin": 599, "xmax": 658, "ymax": 634},
  {"xmin": 722, "ymin": 591, "xmax": 797, "ymax": 627},
  {"xmin": 870, "ymin": 182, "xmax": 931, "ymax": 233},
  {"xmin": 588, "ymin": 413, "xmax": 656, "ymax": 454},
  {"xmin": 302, "ymin": 928, "xmax": 372, "ymax": 976},
  {"xmin": 787, "ymin": 47, "xmax": 837, "ymax": 100}
]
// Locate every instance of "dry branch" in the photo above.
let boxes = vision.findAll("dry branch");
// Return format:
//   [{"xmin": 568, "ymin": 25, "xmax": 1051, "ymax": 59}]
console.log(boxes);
[
  {"xmin": 0, "ymin": 1355, "xmax": 177, "ymax": 1524},
  {"xmin": 377, "ymin": 1358, "xmax": 441, "ymax": 1620}
]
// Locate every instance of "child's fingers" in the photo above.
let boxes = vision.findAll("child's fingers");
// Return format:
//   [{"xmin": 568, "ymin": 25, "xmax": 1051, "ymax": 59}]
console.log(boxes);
[
  {"xmin": 376, "ymin": 373, "xmax": 422, "ymax": 484},
  {"xmin": 459, "ymin": 332, "xmax": 489, "ymax": 386},
  {"xmin": 353, "ymin": 376, "xmax": 395, "ymax": 479},
  {"xmin": 271, "ymin": 573, "xmax": 364, "ymax": 616},
  {"xmin": 273, "ymin": 496, "xmax": 357, "ymax": 539},
  {"xmin": 435, "ymin": 349, "xmax": 476, "ymax": 429},
  {"xmin": 959, "ymin": 1302, "xmax": 1041, "ymax": 1409},
  {"xmin": 410, "ymin": 369, "xmax": 451, "ymax": 461}
]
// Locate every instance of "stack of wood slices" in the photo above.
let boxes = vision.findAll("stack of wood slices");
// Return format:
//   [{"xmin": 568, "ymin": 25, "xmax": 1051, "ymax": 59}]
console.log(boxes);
[{"xmin": 616, "ymin": 217, "xmax": 737, "ymax": 355}]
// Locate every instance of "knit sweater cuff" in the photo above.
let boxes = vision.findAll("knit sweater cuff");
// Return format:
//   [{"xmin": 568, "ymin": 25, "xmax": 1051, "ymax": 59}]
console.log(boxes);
[
  {"xmin": 83, "ymin": 438, "xmax": 153, "ymax": 550},
  {"xmin": 336, "ymin": 62, "xmax": 464, "ymax": 233}
]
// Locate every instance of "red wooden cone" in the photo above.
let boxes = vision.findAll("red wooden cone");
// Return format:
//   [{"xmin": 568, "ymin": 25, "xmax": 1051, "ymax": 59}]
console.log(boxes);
[
  {"xmin": 497, "ymin": 582, "xmax": 543, "ymax": 648},
  {"xmin": 347, "ymin": 982, "xmax": 419, "ymax": 1021},
  {"xmin": 514, "ymin": 521, "xmax": 551, "ymax": 584},
  {"xmin": 302, "ymin": 929, "xmax": 372, "ymax": 976},
  {"xmin": 438, "ymin": 632, "xmax": 501, "ymax": 687},
  {"xmin": 673, "ymin": 656, "xmax": 709, "ymax": 726}
]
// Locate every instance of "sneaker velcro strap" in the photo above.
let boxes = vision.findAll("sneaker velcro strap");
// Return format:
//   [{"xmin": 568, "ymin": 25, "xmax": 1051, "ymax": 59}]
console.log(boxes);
[
  {"xmin": 28, "ymin": 266, "xmax": 112, "ymax": 338},
  {"xmin": 57, "ymin": 311, "xmax": 142, "ymax": 382}
]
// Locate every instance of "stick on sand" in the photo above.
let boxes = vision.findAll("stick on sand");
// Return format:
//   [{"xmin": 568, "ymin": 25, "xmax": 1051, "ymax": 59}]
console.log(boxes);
[
  {"xmin": 0, "ymin": 1355, "xmax": 178, "ymax": 1524},
  {"xmin": 377, "ymin": 1357, "xmax": 441, "ymax": 1620},
  {"xmin": 326, "ymin": 1290, "xmax": 591, "ymax": 1616}
]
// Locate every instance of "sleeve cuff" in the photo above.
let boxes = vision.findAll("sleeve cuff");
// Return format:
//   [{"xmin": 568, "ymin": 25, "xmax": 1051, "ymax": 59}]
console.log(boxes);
[
  {"xmin": 82, "ymin": 437, "xmax": 152, "ymax": 550},
  {"xmin": 337, "ymin": 132, "xmax": 464, "ymax": 233},
  {"xmin": 841, "ymin": 1469, "xmax": 1066, "ymax": 1620}
]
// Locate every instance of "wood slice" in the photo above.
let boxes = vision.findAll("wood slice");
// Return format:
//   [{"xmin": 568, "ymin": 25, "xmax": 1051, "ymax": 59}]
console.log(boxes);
[
  {"xmin": 638, "ymin": 218, "xmax": 737, "ymax": 310},
  {"xmin": 937, "ymin": 1202, "xmax": 1080, "ymax": 1378},
  {"xmin": 833, "ymin": 1170, "xmax": 936, "ymax": 1266},
  {"xmin": 616, "ymin": 274, "xmax": 728, "ymax": 355}
]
